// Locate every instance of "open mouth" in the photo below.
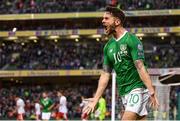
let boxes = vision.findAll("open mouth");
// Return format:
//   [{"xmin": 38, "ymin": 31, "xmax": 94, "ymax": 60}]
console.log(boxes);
[{"xmin": 103, "ymin": 25, "xmax": 108, "ymax": 31}]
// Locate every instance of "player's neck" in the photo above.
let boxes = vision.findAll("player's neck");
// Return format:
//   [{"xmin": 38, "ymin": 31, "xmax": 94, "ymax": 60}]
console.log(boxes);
[{"xmin": 113, "ymin": 27, "xmax": 126, "ymax": 40}]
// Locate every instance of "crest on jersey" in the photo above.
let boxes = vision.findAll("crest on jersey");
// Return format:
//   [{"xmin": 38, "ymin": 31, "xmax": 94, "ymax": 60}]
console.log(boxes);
[
  {"xmin": 120, "ymin": 44, "xmax": 127, "ymax": 54},
  {"xmin": 120, "ymin": 44, "xmax": 127, "ymax": 51}
]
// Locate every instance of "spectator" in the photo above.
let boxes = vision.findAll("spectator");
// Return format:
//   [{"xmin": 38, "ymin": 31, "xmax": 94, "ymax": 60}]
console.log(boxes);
[
  {"xmin": 0, "ymin": 39, "xmax": 179, "ymax": 70},
  {"xmin": 0, "ymin": 0, "xmax": 179, "ymax": 14}
]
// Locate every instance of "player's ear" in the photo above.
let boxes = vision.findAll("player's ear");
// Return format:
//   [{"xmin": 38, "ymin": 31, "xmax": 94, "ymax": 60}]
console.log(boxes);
[{"xmin": 115, "ymin": 18, "xmax": 121, "ymax": 26}]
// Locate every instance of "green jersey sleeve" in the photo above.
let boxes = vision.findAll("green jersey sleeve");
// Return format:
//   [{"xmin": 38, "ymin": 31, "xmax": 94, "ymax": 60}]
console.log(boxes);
[{"xmin": 128, "ymin": 34, "xmax": 145, "ymax": 61}]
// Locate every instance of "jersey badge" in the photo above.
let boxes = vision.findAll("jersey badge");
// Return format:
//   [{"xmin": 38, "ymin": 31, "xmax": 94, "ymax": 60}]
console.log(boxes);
[{"xmin": 120, "ymin": 44, "xmax": 127, "ymax": 54}]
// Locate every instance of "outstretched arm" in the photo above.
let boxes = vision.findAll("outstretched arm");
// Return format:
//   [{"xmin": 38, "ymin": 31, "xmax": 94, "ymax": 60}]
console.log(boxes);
[
  {"xmin": 94, "ymin": 70, "xmax": 110, "ymax": 102},
  {"xmin": 83, "ymin": 65, "xmax": 111, "ymax": 114}
]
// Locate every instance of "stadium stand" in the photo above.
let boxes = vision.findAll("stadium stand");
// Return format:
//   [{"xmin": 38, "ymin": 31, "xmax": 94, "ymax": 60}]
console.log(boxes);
[
  {"xmin": 169, "ymin": 87, "xmax": 180, "ymax": 120},
  {"xmin": 0, "ymin": 40, "xmax": 103, "ymax": 70},
  {"xmin": 0, "ymin": 83, "xmax": 103, "ymax": 120},
  {"xmin": 0, "ymin": 0, "xmax": 180, "ymax": 120},
  {"xmin": 0, "ymin": 0, "xmax": 179, "ymax": 14},
  {"xmin": 0, "ymin": 18, "xmax": 179, "ymax": 31},
  {"xmin": 0, "ymin": 38, "xmax": 179, "ymax": 70},
  {"xmin": 0, "ymin": 83, "xmax": 179, "ymax": 120}
]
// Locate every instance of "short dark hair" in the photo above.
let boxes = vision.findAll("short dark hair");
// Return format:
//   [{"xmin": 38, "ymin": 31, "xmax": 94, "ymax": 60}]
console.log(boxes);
[{"xmin": 105, "ymin": 5, "xmax": 126, "ymax": 25}]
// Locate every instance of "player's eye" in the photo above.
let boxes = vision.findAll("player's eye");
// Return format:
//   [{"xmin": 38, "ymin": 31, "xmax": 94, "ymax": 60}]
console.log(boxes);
[{"xmin": 105, "ymin": 17, "xmax": 108, "ymax": 20}]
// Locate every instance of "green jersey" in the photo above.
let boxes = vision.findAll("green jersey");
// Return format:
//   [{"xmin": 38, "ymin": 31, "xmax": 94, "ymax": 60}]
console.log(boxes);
[
  {"xmin": 103, "ymin": 32, "xmax": 146, "ymax": 96},
  {"xmin": 40, "ymin": 98, "xmax": 53, "ymax": 112}
]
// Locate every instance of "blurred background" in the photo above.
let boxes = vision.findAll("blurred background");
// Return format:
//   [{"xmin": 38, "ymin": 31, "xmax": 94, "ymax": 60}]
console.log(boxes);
[{"xmin": 0, "ymin": 0, "xmax": 179, "ymax": 120}]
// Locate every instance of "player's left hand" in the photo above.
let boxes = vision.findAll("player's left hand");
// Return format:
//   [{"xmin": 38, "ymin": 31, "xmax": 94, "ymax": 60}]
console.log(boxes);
[
  {"xmin": 82, "ymin": 98, "xmax": 98, "ymax": 115},
  {"xmin": 149, "ymin": 93, "xmax": 159, "ymax": 110}
]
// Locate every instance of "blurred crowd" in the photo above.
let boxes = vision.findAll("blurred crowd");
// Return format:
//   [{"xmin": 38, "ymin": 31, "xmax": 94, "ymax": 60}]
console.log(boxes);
[
  {"xmin": 0, "ymin": 83, "xmax": 112, "ymax": 120},
  {"xmin": 0, "ymin": 83, "xmax": 179, "ymax": 120},
  {"xmin": 145, "ymin": 44, "xmax": 180, "ymax": 68},
  {"xmin": 1, "ymin": 18, "xmax": 179, "ymax": 31},
  {"xmin": 0, "ymin": 0, "xmax": 179, "ymax": 14},
  {"xmin": 0, "ymin": 39, "xmax": 179, "ymax": 70},
  {"xmin": 169, "ymin": 86, "xmax": 180, "ymax": 120},
  {"xmin": 0, "ymin": 40, "xmax": 103, "ymax": 70}
]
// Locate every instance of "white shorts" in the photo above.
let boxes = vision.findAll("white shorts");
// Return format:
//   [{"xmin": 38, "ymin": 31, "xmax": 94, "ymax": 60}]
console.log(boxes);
[
  {"xmin": 42, "ymin": 112, "xmax": 51, "ymax": 120},
  {"xmin": 121, "ymin": 88, "xmax": 150, "ymax": 116}
]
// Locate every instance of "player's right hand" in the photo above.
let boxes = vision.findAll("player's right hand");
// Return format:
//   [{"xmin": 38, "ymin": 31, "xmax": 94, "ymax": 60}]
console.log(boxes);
[
  {"xmin": 82, "ymin": 98, "xmax": 98, "ymax": 114},
  {"xmin": 149, "ymin": 93, "xmax": 159, "ymax": 110}
]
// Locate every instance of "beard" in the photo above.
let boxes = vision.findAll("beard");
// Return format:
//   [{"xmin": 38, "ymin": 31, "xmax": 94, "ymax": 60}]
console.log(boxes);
[{"xmin": 105, "ymin": 23, "xmax": 116, "ymax": 36}]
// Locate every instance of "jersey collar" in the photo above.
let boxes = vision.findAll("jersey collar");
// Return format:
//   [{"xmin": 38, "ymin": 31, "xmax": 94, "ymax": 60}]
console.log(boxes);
[{"xmin": 114, "ymin": 31, "xmax": 128, "ymax": 41}]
